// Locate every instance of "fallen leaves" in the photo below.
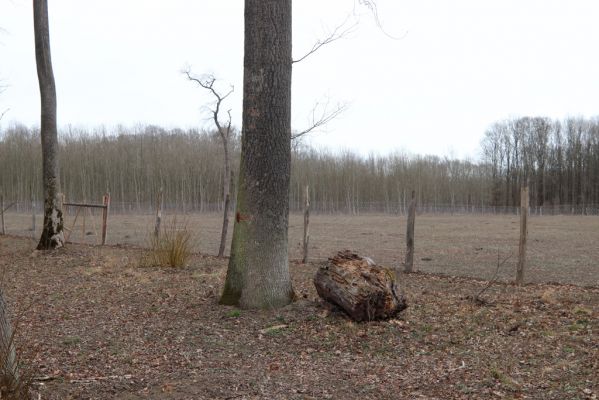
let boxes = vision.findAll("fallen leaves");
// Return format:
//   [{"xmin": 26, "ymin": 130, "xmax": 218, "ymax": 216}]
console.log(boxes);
[{"xmin": 0, "ymin": 235, "xmax": 595, "ymax": 399}]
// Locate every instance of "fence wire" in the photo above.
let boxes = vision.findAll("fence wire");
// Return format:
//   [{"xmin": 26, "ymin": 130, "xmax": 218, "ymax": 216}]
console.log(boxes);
[{"xmin": 1, "ymin": 200, "xmax": 597, "ymax": 287}]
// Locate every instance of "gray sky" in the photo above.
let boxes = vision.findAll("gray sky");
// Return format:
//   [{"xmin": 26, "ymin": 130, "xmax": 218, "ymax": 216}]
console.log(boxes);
[{"xmin": 1, "ymin": 1, "xmax": 599, "ymax": 159}]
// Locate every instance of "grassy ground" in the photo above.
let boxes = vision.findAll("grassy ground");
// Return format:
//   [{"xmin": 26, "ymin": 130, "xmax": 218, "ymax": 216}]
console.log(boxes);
[
  {"xmin": 5, "ymin": 212, "xmax": 599, "ymax": 286},
  {"xmin": 0, "ymin": 235, "xmax": 597, "ymax": 399}
]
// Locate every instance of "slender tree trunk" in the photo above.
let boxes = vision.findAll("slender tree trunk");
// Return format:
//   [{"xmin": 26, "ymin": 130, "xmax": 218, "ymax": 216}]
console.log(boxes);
[
  {"xmin": 154, "ymin": 186, "xmax": 163, "ymax": 238},
  {"xmin": 34, "ymin": 0, "xmax": 64, "ymax": 250},
  {"xmin": 302, "ymin": 185, "xmax": 310, "ymax": 263},
  {"xmin": 218, "ymin": 170, "xmax": 234, "ymax": 257},
  {"xmin": 218, "ymin": 143, "xmax": 231, "ymax": 257},
  {"xmin": 404, "ymin": 190, "xmax": 416, "ymax": 272},
  {"xmin": 516, "ymin": 185, "xmax": 528, "ymax": 285},
  {"xmin": 221, "ymin": 0, "xmax": 294, "ymax": 309}
]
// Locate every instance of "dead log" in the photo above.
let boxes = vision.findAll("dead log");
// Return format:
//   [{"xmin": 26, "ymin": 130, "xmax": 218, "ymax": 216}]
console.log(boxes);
[{"xmin": 314, "ymin": 251, "xmax": 407, "ymax": 321}]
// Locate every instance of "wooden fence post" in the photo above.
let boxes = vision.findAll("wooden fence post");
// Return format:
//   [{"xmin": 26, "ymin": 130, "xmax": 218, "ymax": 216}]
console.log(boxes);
[
  {"xmin": 302, "ymin": 185, "xmax": 310, "ymax": 264},
  {"xmin": 516, "ymin": 185, "xmax": 529, "ymax": 285},
  {"xmin": 404, "ymin": 190, "xmax": 416, "ymax": 273},
  {"xmin": 154, "ymin": 187, "xmax": 163, "ymax": 238},
  {"xmin": 0, "ymin": 195, "xmax": 4, "ymax": 235},
  {"xmin": 101, "ymin": 193, "xmax": 110, "ymax": 245},
  {"xmin": 31, "ymin": 193, "xmax": 35, "ymax": 238}
]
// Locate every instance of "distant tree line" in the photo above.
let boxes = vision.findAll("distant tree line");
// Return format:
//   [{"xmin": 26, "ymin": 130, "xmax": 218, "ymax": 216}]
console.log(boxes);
[
  {"xmin": 0, "ymin": 118, "xmax": 598, "ymax": 214},
  {"xmin": 481, "ymin": 116, "xmax": 599, "ymax": 213}
]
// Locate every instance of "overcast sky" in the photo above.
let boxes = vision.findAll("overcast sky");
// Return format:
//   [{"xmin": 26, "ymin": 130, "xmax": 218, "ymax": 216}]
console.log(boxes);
[{"xmin": 1, "ymin": 1, "xmax": 599, "ymax": 159}]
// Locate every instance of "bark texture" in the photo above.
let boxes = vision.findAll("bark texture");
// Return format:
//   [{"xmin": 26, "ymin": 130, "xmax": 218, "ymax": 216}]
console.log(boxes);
[
  {"xmin": 220, "ymin": 0, "xmax": 294, "ymax": 309},
  {"xmin": 217, "ymin": 153, "xmax": 232, "ymax": 257},
  {"xmin": 314, "ymin": 251, "xmax": 407, "ymax": 321},
  {"xmin": 34, "ymin": 0, "xmax": 64, "ymax": 250},
  {"xmin": 0, "ymin": 288, "xmax": 19, "ymax": 395}
]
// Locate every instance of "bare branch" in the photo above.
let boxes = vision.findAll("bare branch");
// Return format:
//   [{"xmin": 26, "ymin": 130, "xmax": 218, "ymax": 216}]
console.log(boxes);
[
  {"xmin": 292, "ymin": 16, "xmax": 358, "ymax": 64},
  {"xmin": 291, "ymin": 100, "xmax": 348, "ymax": 140},
  {"xmin": 183, "ymin": 69, "xmax": 234, "ymax": 140},
  {"xmin": 354, "ymin": 0, "xmax": 407, "ymax": 40},
  {"xmin": 473, "ymin": 250, "xmax": 513, "ymax": 303},
  {"xmin": 226, "ymin": 109, "xmax": 232, "ymax": 135}
]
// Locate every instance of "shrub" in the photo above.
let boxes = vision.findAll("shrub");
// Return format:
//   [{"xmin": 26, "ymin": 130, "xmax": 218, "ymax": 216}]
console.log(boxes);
[{"xmin": 141, "ymin": 219, "xmax": 192, "ymax": 268}]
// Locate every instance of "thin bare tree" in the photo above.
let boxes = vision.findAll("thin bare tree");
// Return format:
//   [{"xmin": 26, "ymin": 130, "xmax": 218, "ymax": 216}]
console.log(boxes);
[
  {"xmin": 34, "ymin": 0, "xmax": 64, "ymax": 249},
  {"xmin": 185, "ymin": 71, "xmax": 234, "ymax": 257}
]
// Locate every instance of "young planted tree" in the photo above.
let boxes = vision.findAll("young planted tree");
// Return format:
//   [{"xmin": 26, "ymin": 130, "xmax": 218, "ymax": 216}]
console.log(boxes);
[
  {"xmin": 185, "ymin": 72, "xmax": 234, "ymax": 258},
  {"xmin": 34, "ymin": 0, "xmax": 64, "ymax": 249},
  {"xmin": 220, "ymin": 0, "xmax": 294, "ymax": 309}
]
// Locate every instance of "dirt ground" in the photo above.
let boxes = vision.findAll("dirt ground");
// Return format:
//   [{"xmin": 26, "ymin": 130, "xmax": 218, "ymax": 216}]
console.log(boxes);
[
  {"xmin": 5, "ymin": 212, "xmax": 599, "ymax": 286},
  {"xmin": 0, "ymin": 235, "xmax": 597, "ymax": 399}
]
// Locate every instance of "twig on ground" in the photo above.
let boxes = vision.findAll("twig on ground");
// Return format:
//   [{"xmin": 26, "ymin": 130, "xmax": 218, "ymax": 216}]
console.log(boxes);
[{"xmin": 470, "ymin": 250, "xmax": 512, "ymax": 304}]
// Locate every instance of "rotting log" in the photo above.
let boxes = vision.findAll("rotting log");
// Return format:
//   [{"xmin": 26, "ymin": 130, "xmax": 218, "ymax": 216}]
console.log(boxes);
[{"xmin": 314, "ymin": 251, "xmax": 407, "ymax": 322}]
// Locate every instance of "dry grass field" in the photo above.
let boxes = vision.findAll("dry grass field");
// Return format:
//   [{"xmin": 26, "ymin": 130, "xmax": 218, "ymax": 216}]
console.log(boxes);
[{"xmin": 4, "ymin": 212, "xmax": 598, "ymax": 286}]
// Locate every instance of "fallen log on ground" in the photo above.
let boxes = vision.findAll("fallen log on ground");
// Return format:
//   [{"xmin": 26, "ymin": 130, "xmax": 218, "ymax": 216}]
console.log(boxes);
[{"xmin": 314, "ymin": 250, "xmax": 407, "ymax": 321}]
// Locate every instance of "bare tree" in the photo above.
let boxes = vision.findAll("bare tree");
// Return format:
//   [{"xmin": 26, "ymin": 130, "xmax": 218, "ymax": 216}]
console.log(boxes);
[
  {"xmin": 220, "ymin": 0, "xmax": 294, "ymax": 309},
  {"xmin": 34, "ymin": 0, "xmax": 64, "ymax": 249},
  {"xmin": 185, "ymin": 71, "xmax": 234, "ymax": 257}
]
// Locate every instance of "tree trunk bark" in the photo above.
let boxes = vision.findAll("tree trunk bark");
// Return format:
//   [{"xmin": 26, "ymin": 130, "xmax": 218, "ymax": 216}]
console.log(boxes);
[
  {"xmin": 302, "ymin": 185, "xmax": 310, "ymax": 264},
  {"xmin": 218, "ymin": 190, "xmax": 230, "ymax": 258},
  {"xmin": 217, "ymin": 145, "xmax": 231, "ymax": 258},
  {"xmin": 0, "ymin": 288, "xmax": 19, "ymax": 395},
  {"xmin": 34, "ymin": 0, "xmax": 64, "ymax": 250},
  {"xmin": 221, "ymin": 0, "xmax": 294, "ymax": 309}
]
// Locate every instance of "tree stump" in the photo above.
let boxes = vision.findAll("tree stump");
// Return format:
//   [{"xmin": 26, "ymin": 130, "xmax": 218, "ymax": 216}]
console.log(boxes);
[{"xmin": 314, "ymin": 251, "xmax": 407, "ymax": 321}]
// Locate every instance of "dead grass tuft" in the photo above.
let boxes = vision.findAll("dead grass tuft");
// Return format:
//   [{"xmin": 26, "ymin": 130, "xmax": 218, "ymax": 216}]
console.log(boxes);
[
  {"xmin": 540, "ymin": 288, "xmax": 558, "ymax": 305},
  {"xmin": 140, "ymin": 219, "xmax": 192, "ymax": 268}
]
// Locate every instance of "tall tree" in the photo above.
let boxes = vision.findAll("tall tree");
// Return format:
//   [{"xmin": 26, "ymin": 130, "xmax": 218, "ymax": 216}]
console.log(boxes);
[
  {"xmin": 220, "ymin": 0, "xmax": 294, "ymax": 309},
  {"xmin": 34, "ymin": 0, "xmax": 64, "ymax": 249}
]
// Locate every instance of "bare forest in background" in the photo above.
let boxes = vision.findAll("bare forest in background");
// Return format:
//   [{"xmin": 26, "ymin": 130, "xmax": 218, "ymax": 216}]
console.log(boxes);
[{"xmin": 1, "ymin": 115, "xmax": 598, "ymax": 215}]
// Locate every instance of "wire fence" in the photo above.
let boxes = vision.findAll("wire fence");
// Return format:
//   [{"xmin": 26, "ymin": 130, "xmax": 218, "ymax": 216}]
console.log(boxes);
[
  {"xmin": 5, "ymin": 199, "xmax": 599, "ymax": 216},
  {"xmin": 1, "ymin": 199, "xmax": 598, "ymax": 287}
]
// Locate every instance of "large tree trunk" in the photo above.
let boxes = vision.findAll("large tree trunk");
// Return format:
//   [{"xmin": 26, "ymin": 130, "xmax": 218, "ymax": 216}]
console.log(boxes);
[
  {"xmin": 34, "ymin": 0, "xmax": 64, "ymax": 250},
  {"xmin": 220, "ymin": 0, "xmax": 294, "ymax": 309},
  {"xmin": 314, "ymin": 251, "xmax": 407, "ymax": 321},
  {"xmin": 0, "ymin": 288, "xmax": 19, "ymax": 396}
]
